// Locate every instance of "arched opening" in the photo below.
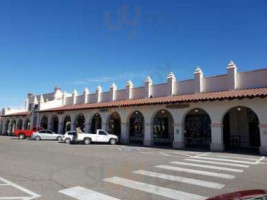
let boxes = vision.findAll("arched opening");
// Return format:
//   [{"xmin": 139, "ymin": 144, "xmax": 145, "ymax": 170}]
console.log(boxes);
[
  {"xmin": 129, "ymin": 111, "xmax": 144, "ymax": 144},
  {"xmin": 11, "ymin": 120, "xmax": 16, "ymax": 135},
  {"xmin": 184, "ymin": 108, "xmax": 211, "ymax": 149},
  {"xmin": 33, "ymin": 115, "xmax": 37, "ymax": 128},
  {"xmin": 24, "ymin": 119, "xmax": 30, "ymax": 130},
  {"xmin": 108, "ymin": 112, "xmax": 121, "ymax": 138},
  {"xmin": 75, "ymin": 114, "xmax": 85, "ymax": 132},
  {"xmin": 223, "ymin": 106, "xmax": 260, "ymax": 153},
  {"xmin": 63, "ymin": 115, "xmax": 71, "ymax": 133},
  {"xmin": 17, "ymin": 119, "xmax": 23, "ymax": 130},
  {"xmin": 5, "ymin": 120, "xmax": 10, "ymax": 134},
  {"xmin": 40, "ymin": 116, "xmax": 48, "ymax": 129},
  {"xmin": 51, "ymin": 115, "xmax": 59, "ymax": 133},
  {"xmin": 91, "ymin": 113, "xmax": 102, "ymax": 134},
  {"xmin": 153, "ymin": 110, "xmax": 174, "ymax": 146}
]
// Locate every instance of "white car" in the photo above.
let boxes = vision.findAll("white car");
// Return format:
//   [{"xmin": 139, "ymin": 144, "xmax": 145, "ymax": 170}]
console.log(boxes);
[
  {"xmin": 31, "ymin": 130, "xmax": 63, "ymax": 141},
  {"xmin": 63, "ymin": 129, "xmax": 118, "ymax": 145}
]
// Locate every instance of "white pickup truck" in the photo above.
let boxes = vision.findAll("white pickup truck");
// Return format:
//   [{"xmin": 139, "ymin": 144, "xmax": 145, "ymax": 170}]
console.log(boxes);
[{"xmin": 63, "ymin": 129, "xmax": 118, "ymax": 145}]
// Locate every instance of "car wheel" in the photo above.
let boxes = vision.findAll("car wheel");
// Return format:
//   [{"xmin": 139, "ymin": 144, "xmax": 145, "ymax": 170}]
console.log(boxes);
[
  {"xmin": 36, "ymin": 136, "xmax": 41, "ymax": 141},
  {"xmin": 19, "ymin": 134, "xmax": 25, "ymax": 140},
  {"xmin": 84, "ymin": 138, "xmax": 91, "ymax": 145},
  {"xmin": 110, "ymin": 138, "xmax": 117, "ymax": 145},
  {"xmin": 57, "ymin": 136, "xmax": 63, "ymax": 141},
  {"xmin": 65, "ymin": 138, "xmax": 71, "ymax": 144}
]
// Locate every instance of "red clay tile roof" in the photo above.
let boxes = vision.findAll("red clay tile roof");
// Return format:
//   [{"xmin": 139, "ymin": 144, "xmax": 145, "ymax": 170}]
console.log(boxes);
[
  {"xmin": 2, "ymin": 112, "xmax": 30, "ymax": 117},
  {"xmin": 37, "ymin": 88, "xmax": 267, "ymax": 113}
]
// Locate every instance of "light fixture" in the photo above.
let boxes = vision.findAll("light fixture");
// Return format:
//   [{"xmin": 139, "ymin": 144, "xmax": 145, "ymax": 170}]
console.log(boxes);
[
  {"xmin": 237, "ymin": 107, "xmax": 241, "ymax": 111},
  {"xmin": 161, "ymin": 110, "xmax": 165, "ymax": 114},
  {"xmin": 135, "ymin": 111, "xmax": 139, "ymax": 115},
  {"xmin": 195, "ymin": 109, "xmax": 198, "ymax": 113}
]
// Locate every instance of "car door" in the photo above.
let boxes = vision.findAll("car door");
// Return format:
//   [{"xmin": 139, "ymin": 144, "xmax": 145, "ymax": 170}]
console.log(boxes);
[
  {"xmin": 97, "ymin": 130, "xmax": 109, "ymax": 142},
  {"xmin": 38, "ymin": 130, "xmax": 46, "ymax": 139},
  {"xmin": 46, "ymin": 131, "xmax": 54, "ymax": 140}
]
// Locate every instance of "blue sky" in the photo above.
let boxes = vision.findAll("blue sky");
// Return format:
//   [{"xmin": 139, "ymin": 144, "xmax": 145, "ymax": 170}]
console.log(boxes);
[{"xmin": 0, "ymin": 0, "xmax": 266, "ymax": 108}]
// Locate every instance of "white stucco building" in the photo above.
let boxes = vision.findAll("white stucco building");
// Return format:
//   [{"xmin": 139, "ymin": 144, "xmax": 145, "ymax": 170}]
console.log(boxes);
[{"xmin": 1, "ymin": 61, "xmax": 267, "ymax": 155}]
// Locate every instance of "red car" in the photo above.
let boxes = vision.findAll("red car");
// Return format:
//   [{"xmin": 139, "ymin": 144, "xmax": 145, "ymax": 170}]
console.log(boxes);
[
  {"xmin": 207, "ymin": 189, "xmax": 267, "ymax": 200},
  {"xmin": 14, "ymin": 127, "xmax": 41, "ymax": 139}
]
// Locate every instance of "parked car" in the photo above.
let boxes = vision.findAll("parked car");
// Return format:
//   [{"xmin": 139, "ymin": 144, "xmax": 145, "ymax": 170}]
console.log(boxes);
[
  {"xmin": 63, "ymin": 129, "xmax": 118, "ymax": 145},
  {"xmin": 207, "ymin": 189, "xmax": 267, "ymax": 200},
  {"xmin": 14, "ymin": 127, "xmax": 41, "ymax": 139},
  {"xmin": 31, "ymin": 130, "xmax": 63, "ymax": 141}
]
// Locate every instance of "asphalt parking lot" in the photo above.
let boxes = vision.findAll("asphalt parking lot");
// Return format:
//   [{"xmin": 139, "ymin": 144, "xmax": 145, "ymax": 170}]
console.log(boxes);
[{"xmin": 0, "ymin": 136, "xmax": 266, "ymax": 200}]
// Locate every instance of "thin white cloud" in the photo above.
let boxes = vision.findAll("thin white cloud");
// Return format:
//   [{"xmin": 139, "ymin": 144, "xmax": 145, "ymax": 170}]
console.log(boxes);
[{"xmin": 73, "ymin": 72, "xmax": 145, "ymax": 85}]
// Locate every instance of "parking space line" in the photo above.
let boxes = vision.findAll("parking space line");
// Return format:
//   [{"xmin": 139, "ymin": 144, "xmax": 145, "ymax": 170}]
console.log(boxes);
[
  {"xmin": 256, "ymin": 156, "xmax": 265, "ymax": 164},
  {"xmin": 171, "ymin": 161, "xmax": 243, "ymax": 173},
  {"xmin": 0, "ymin": 177, "xmax": 41, "ymax": 200},
  {"xmin": 134, "ymin": 170, "xmax": 225, "ymax": 189},
  {"xmin": 155, "ymin": 165, "xmax": 235, "ymax": 179},
  {"xmin": 59, "ymin": 186, "xmax": 120, "ymax": 200},
  {"xmin": 104, "ymin": 176, "xmax": 207, "ymax": 200}
]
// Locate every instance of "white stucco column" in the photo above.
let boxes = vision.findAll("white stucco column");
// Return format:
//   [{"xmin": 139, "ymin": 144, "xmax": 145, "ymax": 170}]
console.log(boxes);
[
  {"xmin": 259, "ymin": 124, "xmax": 267, "ymax": 156},
  {"xmin": 120, "ymin": 122, "xmax": 129, "ymax": 144},
  {"xmin": 210, "ymin": 123, "xmax": 224, "ymax": 152},
  {"xmin": 71, "ymin": 122, "xmax": 75, "ymax": 131},
  {"xmin": 48, "ymin": 123, "xmax": 53, "ymax": 131},
  {"xmin": 102, "ymin": 123, "xmax": 108, "ymax": 132},
  {"xmin": 144, "ymin": 123, "xmax": 153, "ymax": 146},
  {"xmin": 173, "ymin": 123, "xmax": 185, "ymax": 149},
  {"xmin": 58, "ymin": 122, "xmax": 64, "ymax": 134},
  {"xmin": 84, "ymin": 122, "xmax": 91, "ymax": 133}
]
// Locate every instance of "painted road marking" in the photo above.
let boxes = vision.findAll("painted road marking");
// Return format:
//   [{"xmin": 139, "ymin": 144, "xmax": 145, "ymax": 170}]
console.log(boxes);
[
  {"xmin": 171, "ymin": 161, "xmax": 243, "ymax": 173},
  {"xmin": 134, "ymin": 170, "xmax": 225, "ymax": 189},
  {"xmin": 59, "ymin": 186, "xmax": 120, "ymax": 200},
  {"xmin": 256, "ymin": 156, "xmax": 265, "ymax": 164},
  {"xmin": 104, "ymin": 176, "xmax": 207, "ymax": 200},
  {"xmin": 155, "ymin": 165, "xmax": 235, "ymax": 179},
  {"xmin": 192, "ymin": 156, "xmax": 255, "ymax": 164},
  {"xmin": 209, "ymin": 155, "xmax": 259, "ymax": 161},
  {"xmin": 185, "ymin": 159, "xmax": 249, "ymax": 168},
  {"xmin": 0, "ymin": 176, "xmax": 41, "ymax": 200}
]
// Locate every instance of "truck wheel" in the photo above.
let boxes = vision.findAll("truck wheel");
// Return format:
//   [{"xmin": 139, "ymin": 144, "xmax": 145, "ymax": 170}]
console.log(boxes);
[
  {"xmin": 84, "ymin": 138, "xmax": 91, "ymax": 145},
  {"xmin": 110, "ymin": 138, "xmax": 117, "ymax": 145},
  {"xmin": 57, "ymin": 136, "xmax": 63, "ymax": 141},
  {"xmin": 35, "ymin": 136, "xmax": 41, "ymax": 141},
  {"xmin": 65, "ymin": 138, "xmax": 71, "ymax": 144},
  {"xmin": 19, "ymin": 134, "xmax": 25, "ymax": 140}
]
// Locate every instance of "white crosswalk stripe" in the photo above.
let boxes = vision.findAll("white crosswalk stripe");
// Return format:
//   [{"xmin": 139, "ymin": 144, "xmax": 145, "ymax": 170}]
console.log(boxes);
[
  {"xmin": 185, "ymin": 158, "xmax": 250, "ymax": 168},
  {"xmin": 193, "ymin": 156, "xmax": 256, "ymax": 164},
  {"xmin": 155, "ymin": 165, "xmax": 235, "ymax": 179},
  {"xmin": 59, "ymin": 153, "xmax": 257, "ymax": 200},
  {"xmin": 171, "ymin": 161, "xmax": 243, "ymax": 172},
  {"xmin": 59, "ymin": 186, "xmax": 121, "ymax": 200},
  {"xmin": 104, "ymin": 176, "xmax": 207, "ymax": 200},
  {"xmin": 209, "ymin": 155, "xmax": 258, "ymax": 161},
  {"xmin": 134, "ymin": 170, "xmax": 225, "ymax": 189}
]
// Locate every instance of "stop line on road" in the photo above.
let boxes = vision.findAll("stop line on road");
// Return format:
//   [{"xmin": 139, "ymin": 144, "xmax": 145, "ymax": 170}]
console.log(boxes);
[{"xmin": 58, "ymin": 153, "xmax": 260, "ymax": 200}]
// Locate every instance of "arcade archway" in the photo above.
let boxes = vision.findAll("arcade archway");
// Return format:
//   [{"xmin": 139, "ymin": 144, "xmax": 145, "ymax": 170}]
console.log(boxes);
[
  {"xmin": 63, "ymin": 115, "xmax": 71, "ymax": 133},
  {"xmin": 91, "ymin": 113, "xmax": 102, "ymax": 133},
  {"xmin": 184, "ymin": 108, "xmax": 211, "ymax": 149},
  {"xmin": 153, "ymin": 110, "xmax": 174, "ymax": 146},
  {"xmin": 129, "ymin": 111, "xmax": 144, "ymax": 144},
  {"xmin": 24, "ymin": 119, "xmax": 30, "ymax": 130},
  {"xmin": 51, "ymin": 115, "xmax": 59, "ymax": 133},
  {"xmin": 75, "ymin": 114, "xmax": 85, "ymax": 132},
  {"xmin": 223, "ymin": 106, "xmax": 260, "ymax": 152},
  {"xmin": 40, "ymin": 116, "xmax": 48, "ymax": 129},
  {"xmin": 108, "ymin": 112, "xmax": 121, "ymax": 138}
]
